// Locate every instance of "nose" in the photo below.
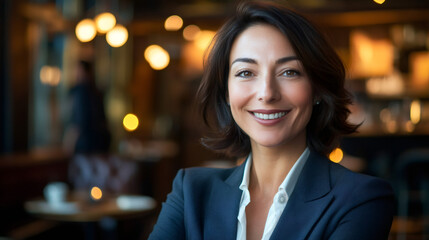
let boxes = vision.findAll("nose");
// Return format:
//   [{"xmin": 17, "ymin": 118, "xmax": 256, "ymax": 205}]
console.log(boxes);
[{"xmin": 257, "ymin": 73, "xmax": 280, "ymax": 103}]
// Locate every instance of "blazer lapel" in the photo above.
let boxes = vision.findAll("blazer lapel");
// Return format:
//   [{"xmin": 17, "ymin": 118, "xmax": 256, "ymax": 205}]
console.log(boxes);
[
  {"xmin": 204, "ymin": 163, "xmax": 245, "ymax": 240},
  {"xmin": 270, "ymin": 152, "xmax": 333, "ymax": 240}
]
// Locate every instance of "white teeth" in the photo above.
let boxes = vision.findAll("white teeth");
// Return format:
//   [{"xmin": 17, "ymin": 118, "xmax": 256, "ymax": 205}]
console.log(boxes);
[{"xmin": 253, "ymin": 112, "xmax": 286, "ymax": 120}]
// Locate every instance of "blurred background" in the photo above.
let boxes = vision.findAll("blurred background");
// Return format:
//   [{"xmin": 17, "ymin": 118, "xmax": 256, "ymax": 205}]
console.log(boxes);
[{"xmin": 1, "ymin": 0, "xmax": 429, "ymax": 239}]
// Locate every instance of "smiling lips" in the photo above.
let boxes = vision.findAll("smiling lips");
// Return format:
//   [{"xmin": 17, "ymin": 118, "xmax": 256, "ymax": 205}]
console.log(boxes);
[{"xmin": 251, "ymin": 110, "xmax": 290, "ymax": 122}]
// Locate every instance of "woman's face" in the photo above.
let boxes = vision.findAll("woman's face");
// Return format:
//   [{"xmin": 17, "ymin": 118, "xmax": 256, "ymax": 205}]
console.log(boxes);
[{"xmin": 227, "ymin": 24, "xmax": 313, "ymax": 150}]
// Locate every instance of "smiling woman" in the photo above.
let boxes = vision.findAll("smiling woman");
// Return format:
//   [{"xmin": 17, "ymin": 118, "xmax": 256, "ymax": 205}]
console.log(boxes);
[
  {"xmin": 198, "ymin": 5, "xmax": 359, "ymax": 158},
  {"xmin": 149, "ymin": 2, "xmax": 395, "ymax": 240},
  {"xmin": 227, "ymin": 24, "xmax": 313, "ymax": 153}
]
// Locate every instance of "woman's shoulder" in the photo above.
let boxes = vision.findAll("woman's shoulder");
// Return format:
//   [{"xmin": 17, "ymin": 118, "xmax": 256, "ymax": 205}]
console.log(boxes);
[
  {"xmin": 167, "ymin": 165, "xmax": 243, "ymax": 199},
  {"xmin": 180, "ymin": 165, "xmax": 240, "ymax": 181},
  {"xmin": 327, "ymin": 159, "xmax": 394, "ymax": 201}
]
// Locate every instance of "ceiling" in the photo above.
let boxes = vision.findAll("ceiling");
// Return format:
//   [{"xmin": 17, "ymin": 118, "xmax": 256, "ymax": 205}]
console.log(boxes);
[{"xmin": 132, "ymin": 0, "xmax": 429, "ymax": 19}]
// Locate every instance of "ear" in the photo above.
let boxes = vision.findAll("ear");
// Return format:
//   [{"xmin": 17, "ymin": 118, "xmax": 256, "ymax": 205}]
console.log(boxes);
[{"xmin": 313, "ymin": 95, "xmax": 321, "ymax": 105}]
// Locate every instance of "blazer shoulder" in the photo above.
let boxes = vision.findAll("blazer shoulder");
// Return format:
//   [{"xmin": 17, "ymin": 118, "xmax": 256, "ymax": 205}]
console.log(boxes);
[
  {"xmin": 183, "ymin": 165, "xmax": 238, "ymax": 178},
  {"xmin": 179, "ymin": 165, "xmax": 241, "ymax": 187},
  {"xmin": 328, "ymin": 160, "xmax": 394, "ymax": 202},
  {"xmin": 320, "ymin": 160, "xmax": 395, "ymax": 239}
]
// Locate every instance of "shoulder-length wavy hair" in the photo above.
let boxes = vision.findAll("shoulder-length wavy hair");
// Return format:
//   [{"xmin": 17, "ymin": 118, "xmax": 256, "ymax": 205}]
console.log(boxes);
[{"xmin": 196, "ymin": 1, "xmax": 359, "ymax": 158}]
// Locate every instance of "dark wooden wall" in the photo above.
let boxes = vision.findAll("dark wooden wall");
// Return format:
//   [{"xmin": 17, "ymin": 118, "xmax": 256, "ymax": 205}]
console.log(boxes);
[{"xmin": 0, "ymin": 151, "xmax": 69, "ymax": 236}]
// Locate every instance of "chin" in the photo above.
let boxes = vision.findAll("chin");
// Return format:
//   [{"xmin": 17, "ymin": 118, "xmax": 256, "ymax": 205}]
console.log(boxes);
[
  {"xmin": 252, "ymin": 131, "xmax": 305, "ymax": 149},
  {"xmin": 253, "ymin": 137, "xmax": 289, "ymax": 148}
]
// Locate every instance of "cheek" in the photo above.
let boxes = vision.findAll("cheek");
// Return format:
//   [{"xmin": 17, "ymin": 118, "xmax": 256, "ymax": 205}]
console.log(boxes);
[
  {"xmin": 228, "ymin": 81, "xmax": 247, "ymax": 107},
  {"xmin": 227, "ymin": 81, "xmax": 249, "ymax": 122},
  {"xmin": 286, "ymin": 82, "xmax": 313, "ymax": 107}
]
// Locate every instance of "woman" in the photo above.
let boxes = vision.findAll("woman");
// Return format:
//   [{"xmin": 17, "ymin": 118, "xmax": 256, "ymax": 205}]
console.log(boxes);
[{"xmin": 149, "ymin": 2, "xmax": 394, "ymax": 239}]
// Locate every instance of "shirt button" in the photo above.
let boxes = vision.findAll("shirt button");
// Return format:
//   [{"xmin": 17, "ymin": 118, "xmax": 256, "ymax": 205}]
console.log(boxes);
[{"xmin": 278, "ymin": 194, "xmax": 286, "ymax": 204}]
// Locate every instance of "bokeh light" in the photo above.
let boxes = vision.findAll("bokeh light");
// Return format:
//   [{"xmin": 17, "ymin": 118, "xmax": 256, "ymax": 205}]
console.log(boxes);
[
  {"xmin": 123, "ymin": 113, "xmax": 139, "ymax": 131},
  {"xmin": 410, "ymin": 100, "xmax": 422, "ymax": 124},
  {"xmin": 106, "ymin": 24, "xmax": 128, "ymax": 47},
  {"xmin": 90, "ymin": 186, "xmax": 103, "ymax": 200},
  {"xmin": 183, "ymin": 25, "xmax": 201, "ymax": 41},
  {"xmin": 410, "ymin": 51, "xmax": 429, "ymax": 88},
  {"xmin": 164, "ymin": 15, "xmax": 183, "ymax": 31},
  {"xmin": 40, "ymin": 66, "xmax": 61, "ymax": 86},
  {"xmin": 144, "ymin": 45, "xmax": 170, "ymax": 70},
  {"xmin": 194, "ymin": 30, "xmax": 216, "ymax": 51},
  {"xmin": 373, "ymin": 0, "xmax": 385, "ymax": 4},
  {"xmin": 350, "ymin": 31, "xmax": 394, "ymax": 78},
  {"xmin": 75, "ymin": 18, "xmax": 97, "ymax": 42},
  {"xmin": 181, "ymin": 30, "xmax": 216, "ymax": 72},
  {"xmin": 405, "ymin": 120, "xmax": 415, "ymax": 133},
  {"xmin": 95, "ymin": 12, "xmax": 116, "ymax": 34},
  {"xmin": 329, "ymin": 148, "xmax": 344, "ymax": 163}
]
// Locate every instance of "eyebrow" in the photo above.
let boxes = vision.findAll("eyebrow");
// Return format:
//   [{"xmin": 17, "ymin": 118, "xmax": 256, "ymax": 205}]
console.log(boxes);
[
  {"xmin": 276, "ymin": 56, "xmax": 299, "ymax": 64},
  {"xmin": 231, "ymin": 58, "xmax": 257, "ymax": 65},
  {"xmin": 231, "ymin": 56, "xmax": 299, "ymax": 66}
]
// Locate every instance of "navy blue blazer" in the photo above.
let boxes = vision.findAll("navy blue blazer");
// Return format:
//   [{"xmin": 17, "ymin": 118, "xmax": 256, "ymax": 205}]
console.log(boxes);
[{"xmin": 149, "ymin": 151, "xmax": 394, "ymax": 240}]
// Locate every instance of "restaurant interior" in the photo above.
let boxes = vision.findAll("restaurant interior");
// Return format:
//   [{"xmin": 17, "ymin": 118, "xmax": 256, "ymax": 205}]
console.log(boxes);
[{"xmin": 1, "ymin": 0, "xmax": 429, "ymax": 239}]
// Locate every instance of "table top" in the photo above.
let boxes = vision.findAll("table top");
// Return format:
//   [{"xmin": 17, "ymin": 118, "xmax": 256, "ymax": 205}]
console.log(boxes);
[{"xmin": 25, "ymin": 192, "xmax": 157, "ymax": 222}]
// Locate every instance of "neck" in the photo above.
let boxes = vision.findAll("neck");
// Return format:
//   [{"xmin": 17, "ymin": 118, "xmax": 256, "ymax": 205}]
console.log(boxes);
[{"xmin": 248, "ymin": 139, "xmax": 307, "ymax": 196}]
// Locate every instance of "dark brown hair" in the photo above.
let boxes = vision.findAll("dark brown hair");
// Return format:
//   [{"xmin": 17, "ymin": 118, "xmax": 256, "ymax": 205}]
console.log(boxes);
[{"xmin": 196, "ymin": 1, "xmax": 358, "ymax": 157}]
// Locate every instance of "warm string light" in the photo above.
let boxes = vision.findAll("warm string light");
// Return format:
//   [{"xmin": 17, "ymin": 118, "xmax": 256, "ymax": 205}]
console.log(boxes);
[
  {"xmin": 144, "ymin": 45, "xmax": 170, "ymax": 70},
  {"xmin": 75, "ymin": 12, "xmax": 128, "ymax": 47},
  {"xmin": 106, "ymin": 24, "xmax": 128, "ymax": 48},
  {"xmin": 75, "ymin": 19, "xmax": 97, "ymax": 42},
  {"xmin": 95, "ymin": 12, "xmax": 116, "ymax": 33},
  {"xmin": 90, "ymin": 186, "xmax": 103, "ymax": 201},
  {"xmin": 329, "ymin": 148, "xmax": 344, "ymax": 163},
  {"xmin": 183, "ymin": 25, "xmax": 201, "ymax": 41},
  {"xmin": 145, "ymin": 16, "xmax": 215, "ymax": 72},
  {"xmin": 164, "ymin": 15, "xmax": 183, "ymax": 31},
  {"xmin": 123, "ymin": 113, "xmax": 139, "ymax": 131}
]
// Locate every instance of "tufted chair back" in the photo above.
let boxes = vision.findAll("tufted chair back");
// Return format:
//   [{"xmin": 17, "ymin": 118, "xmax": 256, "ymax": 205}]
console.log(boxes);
[{"xmin": 68, "ymin": 154, "xmax": 139, "ymax": 194}]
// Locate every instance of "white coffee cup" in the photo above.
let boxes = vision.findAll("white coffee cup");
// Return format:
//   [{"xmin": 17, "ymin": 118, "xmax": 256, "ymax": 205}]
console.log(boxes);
[{"xmin": 43, "ymin": 182, "xmax": 68, "ymax": 206}]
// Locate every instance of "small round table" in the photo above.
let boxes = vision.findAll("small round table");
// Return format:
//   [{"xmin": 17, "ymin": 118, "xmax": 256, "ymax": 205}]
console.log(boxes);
[
  {"xmin": 25, "ymin": 192, "xmax": 157, "ymax": 239},
  {"xmin": 25, "ymin": 192, "xmax": 156, "ymax": 222}
]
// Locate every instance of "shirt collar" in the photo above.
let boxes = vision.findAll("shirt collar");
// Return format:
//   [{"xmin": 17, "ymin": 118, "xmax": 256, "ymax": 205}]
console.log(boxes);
[
  {"xmin": 239, "ymin": 153, "xmax": 252, "ymax": 191},
  {"xmin": 238, "ymin": 148, "xmax": 310, "ymax": 197},
  {"xmin": 280, "ymin": 147, "xmax": 310, "ymax": 197}
]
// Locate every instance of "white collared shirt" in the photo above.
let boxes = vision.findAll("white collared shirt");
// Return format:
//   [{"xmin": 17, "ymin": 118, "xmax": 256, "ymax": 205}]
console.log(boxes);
[{"xmin": 236, "ymin": 148, "xmax": 310, "ymax": 240}]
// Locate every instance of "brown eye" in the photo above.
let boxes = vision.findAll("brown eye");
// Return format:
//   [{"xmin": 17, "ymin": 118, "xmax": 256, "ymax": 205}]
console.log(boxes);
[
  {"xmin": 283, "ymin": 70, "xmax": 300, "ymax": 77},
  {"xmin": 236, "ymin": 71, "xmax": 254, "ymax": 78}
]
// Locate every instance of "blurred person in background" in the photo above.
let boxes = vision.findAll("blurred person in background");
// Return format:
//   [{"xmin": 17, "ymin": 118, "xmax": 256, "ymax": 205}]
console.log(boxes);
[
  {"xmin": 149, "ymin": 1, "xmax": 395, "ymax": 239},
  {"xmin": 64, "ymin": 60, "xmax": 111, "ymax": 154}
]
